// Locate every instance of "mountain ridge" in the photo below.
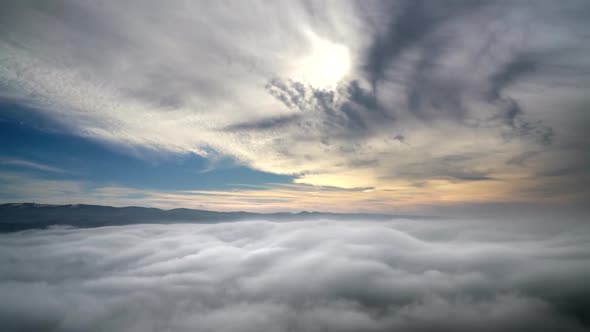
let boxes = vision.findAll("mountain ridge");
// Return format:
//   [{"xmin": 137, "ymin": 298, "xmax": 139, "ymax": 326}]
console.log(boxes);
[{"xmin": 0, "ymin": 202, "xmax": 431, "ymax": 232}]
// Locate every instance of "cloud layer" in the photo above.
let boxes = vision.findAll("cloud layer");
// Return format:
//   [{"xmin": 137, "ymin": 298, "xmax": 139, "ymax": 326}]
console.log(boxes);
[
  {"xmin": 1, "ymin": 218, "xmax": 590, "ymax": 331},
  {"xmin": 1, "ymin": 0, "xmax": 589, "ymax": 204}
]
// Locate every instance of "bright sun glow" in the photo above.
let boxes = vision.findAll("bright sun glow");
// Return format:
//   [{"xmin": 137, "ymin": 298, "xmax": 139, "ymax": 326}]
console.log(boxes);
[{"xmin": 294, "ymin": 32, "xmax": 351, "ymax": 88}]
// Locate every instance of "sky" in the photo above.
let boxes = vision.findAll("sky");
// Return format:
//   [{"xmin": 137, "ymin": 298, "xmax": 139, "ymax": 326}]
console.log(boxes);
[{"xmin": 0, "ymin": 0, "xmax": 589, "ymax": 213}]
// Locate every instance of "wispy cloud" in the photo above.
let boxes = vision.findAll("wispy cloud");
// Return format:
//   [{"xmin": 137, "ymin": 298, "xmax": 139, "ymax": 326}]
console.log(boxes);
[
  {"xmin": 0, "ymin": 0, "xmax": 588, "ymax": 204},
  {"xmin": 0, "ymin": 158, "xmax": 68, "ymax": 174}
]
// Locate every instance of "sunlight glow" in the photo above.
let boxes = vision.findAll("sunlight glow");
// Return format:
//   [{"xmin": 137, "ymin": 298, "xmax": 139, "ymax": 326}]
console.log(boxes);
[{"xmin": 294, "ymin": 32, "xmax": 351, "ymax": 88}]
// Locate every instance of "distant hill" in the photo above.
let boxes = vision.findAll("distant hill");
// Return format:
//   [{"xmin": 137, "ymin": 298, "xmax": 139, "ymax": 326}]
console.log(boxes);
[{"xmin": 0, "ymin": 203, "xmax": 426, "ymax": 232}]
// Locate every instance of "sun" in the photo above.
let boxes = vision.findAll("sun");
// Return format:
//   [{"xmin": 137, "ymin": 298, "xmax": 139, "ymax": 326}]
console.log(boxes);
[{"xmin": 294, "ymin": 31, "xmax": 351, "ymax": 88}]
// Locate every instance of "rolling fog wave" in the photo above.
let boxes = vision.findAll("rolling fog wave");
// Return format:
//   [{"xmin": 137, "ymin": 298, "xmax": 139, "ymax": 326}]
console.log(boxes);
[{"xmin": 1, "ymin": 218, "xmax": 589, "ymax": 331}]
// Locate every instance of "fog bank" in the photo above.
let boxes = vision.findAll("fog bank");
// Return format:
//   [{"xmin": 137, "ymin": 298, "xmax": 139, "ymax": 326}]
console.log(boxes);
[{"xmin": 1, "ymin": 218, "xmax": 589, "ymax": 331}]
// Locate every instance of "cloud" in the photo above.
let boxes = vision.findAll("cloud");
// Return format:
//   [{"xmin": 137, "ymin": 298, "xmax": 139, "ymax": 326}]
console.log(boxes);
[
  {"xmin": 1, "ymin": 218, "xmax": 589, "ymax": 331},
  {"xmin": 0, "ymin": 172, "xmax": 83, "ymax": 202},
  {"xmin": 361, "ymin": 0, "xmax": 482, "ymax": 90},
  {"xmin": 223, "ymin": 114, "xmax": 302, "ymax": 132},
  {"xmin": 0, "ymin": 0, "xmax": 589, "ymax": 202},
  {"xmin": 0, "ymin": 158, "xmax": 68, "ymax": 174}
]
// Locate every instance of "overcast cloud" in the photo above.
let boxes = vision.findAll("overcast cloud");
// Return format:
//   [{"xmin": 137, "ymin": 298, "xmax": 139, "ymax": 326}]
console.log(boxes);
[{"xmin": 1, "ymin": 218, "xmax": 589, "ymax": 332}]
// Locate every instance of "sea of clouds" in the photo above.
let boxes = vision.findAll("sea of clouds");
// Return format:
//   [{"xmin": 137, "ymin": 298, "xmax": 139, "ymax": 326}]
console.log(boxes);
[{"xmin": 1, "ymin": 218, "xmax": 589, "ymax": 332}]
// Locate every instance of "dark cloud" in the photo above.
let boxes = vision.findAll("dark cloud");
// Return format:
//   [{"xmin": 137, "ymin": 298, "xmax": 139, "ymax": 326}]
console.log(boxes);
[
  {"xmin": 392, "ymin": 134, "xmax": 406, "ymax": 144},
  {"xmin": 1, "ymin": 218, "xmax": 589, "ymax": 332},
  {"xmin": 224, "ymin": 114, "xmax": 301, "ymax": 131},
  {"xmin": 260, "ymin": 0, "xmax": 563, "ymax": 157},
  {"xmin": 487, "ymin": 55, "xmax": 537, "ymax": 101},
  {"xmin": 362, "ymin": 0, "xmax": 484, "ymax": 91},
  {"xmin": 505, "ymin": 150, "xmax": 541, "ymax": 166},
  {"xmin": 346, "ymin": 158, "xmax": 379, "ymax": 169},
  {"xmin": 263, "ymin": 78, "xmax": 393, "ymax": 139},
  {"xmin": 486, "ymin": 56, "xmax": 554, "ymax": 145},
  {"xmin": 386, "ymin": 154, "xmax": 496, "ymax": 183},
  {"xmin": 404, "ymin": 39, "xmax": 468, "ymax": 121},
  {"xmin": 391, "ymin": 5, "xmax": 554, "ymax": 143}
]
